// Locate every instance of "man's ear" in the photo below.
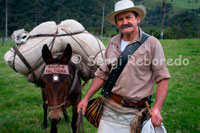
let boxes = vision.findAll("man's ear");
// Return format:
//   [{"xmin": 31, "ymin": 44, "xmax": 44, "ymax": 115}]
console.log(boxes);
[
  {"xmin": 137, "ymin": 16, "xmax": 141, "ymax": 24},
  {"xmin": 60, "ymin": 44, "xmax": 72, "ymax": 64},
  {"xmin": 42, "ymin": 44, "xmax": 53, "ymax": 64}
]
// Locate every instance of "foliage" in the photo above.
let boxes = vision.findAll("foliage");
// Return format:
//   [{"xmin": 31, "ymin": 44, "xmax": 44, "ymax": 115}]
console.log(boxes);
[
  {"xmin": 144, "ymin": 27, "xmax": 161, "ymax": 39},
  {"xmin": 165, "ymin": 0, "xmax": 200, "ymax": 9},
  {"xmin": 24, "ymin": 23, "xmax": 32, "ymax": 32},
  {"xmin": 0, "ymin": 0, "xmax": 199, "ymax": 38},
  {"xmin": 166, "ymin": 10, "xmax": 200, "ymax": 39}
]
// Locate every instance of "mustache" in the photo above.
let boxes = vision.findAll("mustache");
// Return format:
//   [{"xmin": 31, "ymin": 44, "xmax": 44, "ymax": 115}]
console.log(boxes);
[{"xmin": 120, "ymin": 23, "xmax": 133, "ymax": 29}]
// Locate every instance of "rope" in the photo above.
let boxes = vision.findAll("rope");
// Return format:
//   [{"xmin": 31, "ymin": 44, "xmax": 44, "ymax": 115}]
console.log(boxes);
[
  {"xmin": 12, "ymin": 45, "xmax": 37, "ymax": 82},
  {"xmin": 49, "ymin": 30, "xmax": 58, "ymax": 51},
  {"xmin": 130, "ymin": 108, "xmax": 147, "ymax": 133},
  {"xmin": 48, "ymin": 101, "xmax": 67, "ymax": 110},
  {"xmin": 69, "ymin": 32, "xmax": 90, "ymax": 57},
  {"xmin": 76, "ymin": 109, "xmax": 84, "ymax": 133},
  {"xmin": 63, "ymin": 109, "xmax": 72, "ymax": 133},
  {"xmin": 12, "ymin": 44, "xmax": 19, "ymax": 72},
  {"xmin": 29, "ymin": 30, "xmax": 85, "ymax": 38},
  {"xmin": 129, "ymin": 102, "xmax": 152, "ymax": 133},
  {"xmin": 94, "ymin": 36, "xmax": 104, "ymax": 58}
]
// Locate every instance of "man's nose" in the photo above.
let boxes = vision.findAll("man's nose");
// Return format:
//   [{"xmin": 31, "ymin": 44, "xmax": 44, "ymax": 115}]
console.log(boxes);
[{"xmin": 122, "ymin": 19, "xmax": 128, "ymax": 25}]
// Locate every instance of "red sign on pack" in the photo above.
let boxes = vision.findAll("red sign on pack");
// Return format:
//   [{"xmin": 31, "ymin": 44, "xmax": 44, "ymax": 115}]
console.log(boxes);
[{"xmin": 44, "ymin": 65, "xmax": 69, "ymax": 75}]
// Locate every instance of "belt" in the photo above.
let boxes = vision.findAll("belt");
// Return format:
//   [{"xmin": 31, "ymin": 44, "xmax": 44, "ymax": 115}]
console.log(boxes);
[{"xmin": 110, "ymin": 93, "xmax": 150, "ymax": 109}]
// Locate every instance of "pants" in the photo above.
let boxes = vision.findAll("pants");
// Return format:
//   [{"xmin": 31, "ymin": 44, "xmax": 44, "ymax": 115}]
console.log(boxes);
[{"xmin": 97, "ymin": 98, "xmax": 139, "ymax": 133}]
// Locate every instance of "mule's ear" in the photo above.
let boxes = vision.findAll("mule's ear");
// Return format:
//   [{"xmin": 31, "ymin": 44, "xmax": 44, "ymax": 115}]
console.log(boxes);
[
  {"xmin": 60, "ymin": 44, "xmax": 72, "ymax": 64},
  {"xmin": 42, "ymin": 44, "xmax": 53, "ymax": 64}
]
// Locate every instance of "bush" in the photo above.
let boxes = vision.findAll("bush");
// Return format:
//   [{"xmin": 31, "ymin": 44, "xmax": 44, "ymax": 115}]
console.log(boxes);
[
  {"xmin": 24, "ymin": 23, "xmax": 32, "ymax": 32},
  {"xmin": 144, "ymin": 27, "xmax": 161, "ymax": 39}
]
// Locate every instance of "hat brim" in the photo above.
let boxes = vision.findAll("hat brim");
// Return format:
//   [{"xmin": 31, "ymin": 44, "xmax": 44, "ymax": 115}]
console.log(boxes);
[{"xmin": 105, "ymin": 5, "xmax": 146, "ymax": 25}]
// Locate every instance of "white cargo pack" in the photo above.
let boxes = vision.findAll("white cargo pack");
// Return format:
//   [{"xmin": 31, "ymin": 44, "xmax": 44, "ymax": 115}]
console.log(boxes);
[{"xmin": 4, "ymin": 19, "xmax": 105, "ymax": 83}]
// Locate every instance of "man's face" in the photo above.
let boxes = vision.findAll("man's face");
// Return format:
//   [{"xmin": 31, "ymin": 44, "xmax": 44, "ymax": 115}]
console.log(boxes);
[{"xmin": 115, "ymin": 11, "xmax": 140, "ymax": 35}]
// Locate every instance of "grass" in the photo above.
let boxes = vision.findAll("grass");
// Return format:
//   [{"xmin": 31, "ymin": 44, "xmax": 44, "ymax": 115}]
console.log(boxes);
[
  {"xmin": 0, "ymin": 38, "xmax": 200, "ymax": 133},
  {"xmin": 138, "ymin": 0, "xmax": 200, "ymax": 11},
  {"xmin": 155, "ymin": 0, "xmax": 200, "ymax": 9},
  {"xmin": 159, "ymin": 39, "xmax": 200, "ymax": 133}
]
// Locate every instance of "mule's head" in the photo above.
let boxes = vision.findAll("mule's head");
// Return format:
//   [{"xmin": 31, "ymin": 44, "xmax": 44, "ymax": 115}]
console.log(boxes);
[{"xmin": 42, "ymin": 44, "xmax": 72, "ymax": 123}]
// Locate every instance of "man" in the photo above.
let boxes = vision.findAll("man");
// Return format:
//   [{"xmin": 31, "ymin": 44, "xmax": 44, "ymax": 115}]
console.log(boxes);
[{"xmin": 78, "ymin": 0, "xmax": 170, "ymax": 132}]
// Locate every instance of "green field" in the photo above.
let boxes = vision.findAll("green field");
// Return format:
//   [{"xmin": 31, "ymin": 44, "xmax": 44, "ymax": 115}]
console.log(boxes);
[
  {"xmin": 141, "ymin": 0, "xmax": 200, "ymax": 10},
  {"xmin": 0, "ymin": 39, "xmax": 200, "ymax": 133},
  {"xmin": 156, "ymin": 0, "xmax": 200, "ymax": 9}
]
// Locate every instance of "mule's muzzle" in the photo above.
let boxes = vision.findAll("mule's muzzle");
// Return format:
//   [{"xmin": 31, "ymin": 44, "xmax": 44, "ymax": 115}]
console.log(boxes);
[
  {"xmin": 49, "ymin": 117, "xmax": 61, "ymax": 123},
  {"xmin": 48, "ymin": 109, "xmax": 62, "ymax": 123}
]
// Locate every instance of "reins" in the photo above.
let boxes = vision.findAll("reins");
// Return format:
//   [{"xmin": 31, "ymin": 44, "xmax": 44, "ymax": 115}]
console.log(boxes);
[{"xmin": 76, "ymin": 109, "xmax": 84, "ymax": 133}]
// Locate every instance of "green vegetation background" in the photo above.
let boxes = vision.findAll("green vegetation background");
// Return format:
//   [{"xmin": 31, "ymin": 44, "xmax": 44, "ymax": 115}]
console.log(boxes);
[{"xmin": 0, "ymin": 0, "xmax": 200, "ymax": 39}]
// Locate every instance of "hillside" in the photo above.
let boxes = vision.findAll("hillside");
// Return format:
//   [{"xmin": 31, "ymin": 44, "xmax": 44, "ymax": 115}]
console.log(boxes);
[
  {"xmin": 135, "ymin": 0, "xmax": 200, "ymax": 10},
  {"xmin": 165, "ymin": 0, "xmax": 200, "ymax": 9}
]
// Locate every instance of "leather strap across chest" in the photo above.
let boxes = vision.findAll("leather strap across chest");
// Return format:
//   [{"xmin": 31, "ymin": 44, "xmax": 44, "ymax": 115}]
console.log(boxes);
[{"xmin": 101, "ymin": 32, "xmax": 150, "ymax": 97}]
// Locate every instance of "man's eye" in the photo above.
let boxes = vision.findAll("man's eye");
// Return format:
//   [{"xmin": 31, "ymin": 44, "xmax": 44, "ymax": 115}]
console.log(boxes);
[
  {"xmin": 117, "ymin": 18, "xmax": 123, "ymax": 21},
  {"xmin": 126, "ymin": 16, "xmax": 131, "ymax": 19}
]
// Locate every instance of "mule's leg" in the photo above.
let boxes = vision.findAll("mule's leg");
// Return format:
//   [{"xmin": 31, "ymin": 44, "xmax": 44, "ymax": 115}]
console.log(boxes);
[
  {"xmin": 72, "ymin": 105, "xmax": 78, "ymax": 133},
  {"xmin": 63, "ymin": 109, "xmax": 72, "ymax": 133},
  {"xmin": 50, "ymin": 121, "xmax": 57, "ymax": 133},
  {"xmin": 43, "ymin": 103, "xmax": 48, "ymax": 128},
  {"xmin": 63, "ymin": 109, "xmax": 70, "ymax": 123},
  {"xmin": 41, "ymin": 88, "xmax": 48, "ymax": 129}
]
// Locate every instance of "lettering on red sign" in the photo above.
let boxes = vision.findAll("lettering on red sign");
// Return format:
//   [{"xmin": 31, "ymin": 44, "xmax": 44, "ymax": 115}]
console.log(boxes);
[
  {"xmin": 44, "ymin": 65, "xmax": 68, "ymax": 75},
  {"xmin": 48, "ymin": 65, "xmax": 64, "ymax": 69}
]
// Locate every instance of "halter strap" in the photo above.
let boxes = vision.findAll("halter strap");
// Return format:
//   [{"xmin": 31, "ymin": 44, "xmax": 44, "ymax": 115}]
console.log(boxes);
[{"xmin": 47, "ymin": 68, "xmax": 79, "ymax": 110}]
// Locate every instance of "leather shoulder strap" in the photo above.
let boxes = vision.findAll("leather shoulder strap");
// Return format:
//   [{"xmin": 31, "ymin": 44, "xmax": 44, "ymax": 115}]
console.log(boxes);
[{"xmin": 101, "ymin": 32, "xmax": 150, "ymax": 97}]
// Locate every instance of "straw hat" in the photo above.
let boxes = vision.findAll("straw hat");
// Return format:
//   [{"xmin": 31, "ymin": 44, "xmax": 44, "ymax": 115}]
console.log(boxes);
[{"xmin": 106, "ymin": 0, "xmax": 146, "ymax": 25}]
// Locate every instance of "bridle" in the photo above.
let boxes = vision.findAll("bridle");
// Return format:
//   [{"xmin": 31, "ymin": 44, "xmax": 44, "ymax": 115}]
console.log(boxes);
[
  {"xmin": 43, "ymin": 64, "xmax": 84, "ymax": 133},
  {"xmin": 43, "ymin": 64, "xmax": 79, "ymax": 110}
]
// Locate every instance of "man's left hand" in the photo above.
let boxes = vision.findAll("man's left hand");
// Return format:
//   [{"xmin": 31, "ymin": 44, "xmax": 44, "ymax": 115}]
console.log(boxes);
[{"xmin": 151, "ymin": 106, "xmax": 163, "ymax": 127}]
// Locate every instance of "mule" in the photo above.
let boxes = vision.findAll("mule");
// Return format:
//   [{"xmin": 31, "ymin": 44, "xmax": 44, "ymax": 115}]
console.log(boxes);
[{"xmin": 41, "ymin": 44, "xmax": 82, "ymax": 133}]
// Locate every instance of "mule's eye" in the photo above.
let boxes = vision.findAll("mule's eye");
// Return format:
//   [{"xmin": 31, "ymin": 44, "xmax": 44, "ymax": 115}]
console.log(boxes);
[{"xmin": 53, "ymin": 74, "xmax": 59, "ymax": 82}]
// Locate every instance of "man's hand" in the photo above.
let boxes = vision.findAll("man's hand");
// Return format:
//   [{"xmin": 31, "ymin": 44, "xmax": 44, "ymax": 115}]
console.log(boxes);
[
  {"xmin": 151, "ymin": 79, "xmax": 168, "ymax": 126},
  {"xmin": 77, "ymin": 98, "xmax": 89, "ymax": 115},
  {"xmin": 151, "ymin": 106, "xmax": 163, "ymax": 127},
  {"xmin": 77, "ymin": 77, "xmax": 105, "ymax": 115}
]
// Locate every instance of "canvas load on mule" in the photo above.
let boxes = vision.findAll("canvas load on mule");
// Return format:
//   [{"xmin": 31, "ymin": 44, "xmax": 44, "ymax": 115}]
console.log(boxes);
[{"xmin": 4, "ymin": 19, "xmax": 106, "ymax": 83}]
